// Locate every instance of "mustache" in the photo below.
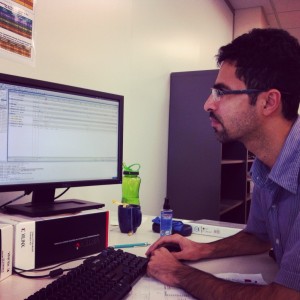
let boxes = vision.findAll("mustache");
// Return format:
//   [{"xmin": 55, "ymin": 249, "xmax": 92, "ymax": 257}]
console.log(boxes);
[{"xmin": 209, "ymin": 112, "xmax": 221, "ymax": 123}]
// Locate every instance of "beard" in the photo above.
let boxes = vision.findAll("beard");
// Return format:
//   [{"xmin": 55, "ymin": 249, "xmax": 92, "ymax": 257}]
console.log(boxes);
[{"xmin": 209, "ymin": 112, "xmax": 233, "ymax": 143}]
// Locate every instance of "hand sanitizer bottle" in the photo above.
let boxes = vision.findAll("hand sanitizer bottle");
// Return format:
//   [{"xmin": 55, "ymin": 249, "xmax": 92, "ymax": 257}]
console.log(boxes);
[{"xmin": 160, "ymin": 198, "xmax": 173, "ymax": 236}]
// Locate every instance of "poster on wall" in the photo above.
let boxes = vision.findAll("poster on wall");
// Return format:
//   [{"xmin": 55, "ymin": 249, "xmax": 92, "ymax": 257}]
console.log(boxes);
[{"xmin": 0, "ymin": 0, "xmax": 35, "ymax": 65}]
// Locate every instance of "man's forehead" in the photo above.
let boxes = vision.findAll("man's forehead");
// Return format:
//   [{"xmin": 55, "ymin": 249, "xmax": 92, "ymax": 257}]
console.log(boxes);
[
  {"xmin": 216, "ymin": 62, "xmax": 236, "ymax": 80},
  {"xmin": 215, "ymin": 62, "xmax": 246, "ymax": 88}
]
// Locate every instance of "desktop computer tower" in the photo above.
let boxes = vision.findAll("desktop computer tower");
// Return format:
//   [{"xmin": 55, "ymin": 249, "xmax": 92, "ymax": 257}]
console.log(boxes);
[{"xmin": 0, "ymin": 209, "xmax": 109, "ymax": 269}]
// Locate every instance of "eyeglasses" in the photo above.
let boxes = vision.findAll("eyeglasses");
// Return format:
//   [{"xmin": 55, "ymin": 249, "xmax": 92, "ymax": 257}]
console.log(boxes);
[{"xmin": 211, "ymin": 88, "xmax": 264, "ymax": 102}]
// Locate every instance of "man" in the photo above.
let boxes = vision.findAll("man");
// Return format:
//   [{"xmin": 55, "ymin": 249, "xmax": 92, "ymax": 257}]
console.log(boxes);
[{"xmin": 146, "ymin": 28, "xmax": 300, "ymax": 299}]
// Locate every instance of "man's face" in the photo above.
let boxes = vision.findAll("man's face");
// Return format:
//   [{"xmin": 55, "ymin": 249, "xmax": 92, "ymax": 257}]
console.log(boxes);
[{"xmin": 204, "ymin": 62, "xmax": 262, "ymax": 144}]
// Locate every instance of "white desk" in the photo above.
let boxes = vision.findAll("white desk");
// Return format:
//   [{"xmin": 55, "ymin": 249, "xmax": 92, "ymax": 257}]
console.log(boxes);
[{"xmin": 0, "ymin": 214, "xmax": 279, "ymax": 299}]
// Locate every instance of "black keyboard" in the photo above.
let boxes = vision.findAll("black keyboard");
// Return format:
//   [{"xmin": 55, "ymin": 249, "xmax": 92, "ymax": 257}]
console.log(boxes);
[{"xmin": 24, "ymin": 247, "xmax": 149, "ymax": 300}]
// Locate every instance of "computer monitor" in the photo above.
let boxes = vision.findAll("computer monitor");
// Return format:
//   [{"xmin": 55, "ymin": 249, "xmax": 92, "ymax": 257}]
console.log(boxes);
[{"xmin": 0, "ymin": 73, "xmax": 123, "ymax": 217}]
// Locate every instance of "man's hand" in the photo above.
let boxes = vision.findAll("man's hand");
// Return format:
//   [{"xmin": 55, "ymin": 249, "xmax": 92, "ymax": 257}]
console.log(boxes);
[
  {"xmin": 147, "ymin": 246, "xmax": 184, "ymax": 286},
  {"xmin": 146, "ymin": 233, "xmax": 213, "ymax": 261}
]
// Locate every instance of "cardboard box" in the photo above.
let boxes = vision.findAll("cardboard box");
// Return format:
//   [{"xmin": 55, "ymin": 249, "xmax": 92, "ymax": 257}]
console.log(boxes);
[
  {"xmin": 0, "ymin": 223, "xmax": 13, "ymax": 281},
  {"xmin": 0, "ymin": 209, "xmax": 109, "ymax": 269},
  {"xmin": 186, "ymin": 219, "xmax": 245, "ymax": 238}
]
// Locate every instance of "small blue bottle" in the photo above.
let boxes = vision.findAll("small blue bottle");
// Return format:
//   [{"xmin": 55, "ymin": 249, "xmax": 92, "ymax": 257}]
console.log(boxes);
[{"xmin": 160, "ymin": 198, "xmax": 173, "ymax": 236}]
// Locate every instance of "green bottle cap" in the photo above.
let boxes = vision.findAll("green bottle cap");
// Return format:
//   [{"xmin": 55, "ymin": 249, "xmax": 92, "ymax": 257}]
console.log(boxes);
[{"xmin": 123, "ymin": 163, "xmax": 141, "ymax": 175}]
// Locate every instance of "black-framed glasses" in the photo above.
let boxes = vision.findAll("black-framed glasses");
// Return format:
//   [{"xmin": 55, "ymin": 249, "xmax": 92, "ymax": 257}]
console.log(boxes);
[{"xmin": 211, "ymin": 88, "xmax": 264, "ymax": 102}]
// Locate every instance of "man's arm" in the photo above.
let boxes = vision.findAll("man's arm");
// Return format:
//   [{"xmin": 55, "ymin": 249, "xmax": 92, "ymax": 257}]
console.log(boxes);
[
  {"xmin": 147, "ymin": 248, "xmax": 300, "ymax": 300},
  {"xmin": 206, "ymin": 230, "xmax": 271, "ymax": 259},
  {"xmin": 146, "ymin": 231, "xmax": 271, "ymax": 261},
  {"xmin": 176, "ymin": 263, "xmax": 299, "ymax": 300}
]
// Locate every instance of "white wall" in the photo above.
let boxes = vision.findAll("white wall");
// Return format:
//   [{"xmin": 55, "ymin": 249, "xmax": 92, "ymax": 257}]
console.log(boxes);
[
  {"xmin": 0, "ymin": 0, "xmax": 233, "ymax": 216},
  {"xmin": 234, "ymin": 7, "xmax": 268, "ymax": 38}
]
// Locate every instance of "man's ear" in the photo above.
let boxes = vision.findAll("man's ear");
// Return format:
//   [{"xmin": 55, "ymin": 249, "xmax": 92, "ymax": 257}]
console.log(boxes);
[{"xmin": 261, "ymin": 89, "xmax": 281, "ymax": 116}]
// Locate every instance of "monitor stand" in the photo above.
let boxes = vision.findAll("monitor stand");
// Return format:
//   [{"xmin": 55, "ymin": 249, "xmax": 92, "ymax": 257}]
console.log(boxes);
[{"xmin": 4, "ymin": 188, "xmax": 105, "ymax": 217}]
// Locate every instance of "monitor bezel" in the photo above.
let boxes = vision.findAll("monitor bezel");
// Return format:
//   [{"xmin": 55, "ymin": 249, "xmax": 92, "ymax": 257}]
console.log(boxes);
[{"xmin": 0, "ymin": 73, "xmax": 123, "ymax": 215}]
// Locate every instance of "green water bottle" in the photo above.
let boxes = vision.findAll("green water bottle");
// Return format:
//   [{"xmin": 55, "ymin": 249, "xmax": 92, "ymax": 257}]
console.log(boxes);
[{"xmin": 122, "ymin": 163, "xmax": 141, "ymax": 205}]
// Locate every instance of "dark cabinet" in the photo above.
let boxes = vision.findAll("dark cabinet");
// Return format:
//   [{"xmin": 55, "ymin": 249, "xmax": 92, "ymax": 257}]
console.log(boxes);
[
  {"xmin": 167, "ymin": 70, "xmax": 221, "ymax": 221},
  {"xmin": 167, "ymin": 70, "xmax": 252, "ymax": 224}
]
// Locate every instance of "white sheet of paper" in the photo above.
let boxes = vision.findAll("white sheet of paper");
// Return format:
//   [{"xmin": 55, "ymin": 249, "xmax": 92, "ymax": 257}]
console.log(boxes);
[
  {"xmin": 126, "ymin": 276, "xmax": 196, "ymax": 299},
  {"xmin": 216, "ymin": 273, "xmax": 267, "ymax": 285},
  {"xmin": 127, "ymin": 273, "xmax": 267, "ymax": 299}
]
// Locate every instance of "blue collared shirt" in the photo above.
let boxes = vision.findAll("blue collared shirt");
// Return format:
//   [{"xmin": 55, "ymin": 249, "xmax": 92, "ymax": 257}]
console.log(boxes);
[{"xmin": 245, "ymin": 116, "xmax": 300, "ymax": 291}]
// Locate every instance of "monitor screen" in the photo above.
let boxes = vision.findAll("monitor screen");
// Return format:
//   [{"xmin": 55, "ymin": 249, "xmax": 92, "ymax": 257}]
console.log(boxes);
[{"xmin": 0, "ymin": 73, "xmax": 123, "ymax": 217}]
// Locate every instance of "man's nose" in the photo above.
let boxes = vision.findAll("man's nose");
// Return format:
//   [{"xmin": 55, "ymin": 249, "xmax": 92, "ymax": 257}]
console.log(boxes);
[{"xmin": 203, "ymin": 94, "xmax": 216, "ymax": 112}]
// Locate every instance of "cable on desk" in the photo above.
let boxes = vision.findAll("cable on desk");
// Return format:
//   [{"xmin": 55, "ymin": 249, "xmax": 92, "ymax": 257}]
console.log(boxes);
[
  {"xmin": 13, "ymin": 268, "xmax": 67, "ymax": 279},
  {"xmin": 13, "ymin": 255, "xmax": 91, "ymax": 279}
]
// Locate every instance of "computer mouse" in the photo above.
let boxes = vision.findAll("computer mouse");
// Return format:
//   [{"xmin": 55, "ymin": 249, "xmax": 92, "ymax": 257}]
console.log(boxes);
[{"xmin": 158, "ymin": 242, "xmax": 181, "ymax": 253}]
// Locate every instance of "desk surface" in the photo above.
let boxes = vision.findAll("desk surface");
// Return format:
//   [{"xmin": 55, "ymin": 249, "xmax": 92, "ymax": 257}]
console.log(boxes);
[{"xmin": 0, "ymin": 214, "xmax": 279, "ymax": 299}]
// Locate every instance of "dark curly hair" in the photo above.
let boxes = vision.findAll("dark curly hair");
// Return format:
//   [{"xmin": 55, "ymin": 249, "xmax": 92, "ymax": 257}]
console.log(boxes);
[{"xmin": 216, "ymin": 28, "xmax": 300, "ymax": 120}]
